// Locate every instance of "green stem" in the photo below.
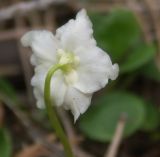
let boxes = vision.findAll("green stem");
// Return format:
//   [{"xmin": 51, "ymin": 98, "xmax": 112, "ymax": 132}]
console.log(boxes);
[{"xmin": 44, "ymin": 64, "xmax": 74, "ymax": 157}]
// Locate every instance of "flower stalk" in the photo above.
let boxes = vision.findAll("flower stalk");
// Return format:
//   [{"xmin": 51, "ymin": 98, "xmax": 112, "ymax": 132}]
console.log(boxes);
[{"xmin": 44, "ymin": 64, "xmax": 74, "ymax": 157}]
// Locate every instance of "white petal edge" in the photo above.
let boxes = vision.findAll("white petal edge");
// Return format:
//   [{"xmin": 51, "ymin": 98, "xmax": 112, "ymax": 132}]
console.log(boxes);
[
  {"xmin": 33, "ymin": 87, "xmax": 45, "ymax": 108},
  {"xmin": 50, "ymin": 71, "xmax": 67, "ymax": 107},
  {"xmin": 63, "ymin": 87, "xmax": 92, "ymax": 122},
  {"xmin": 74, "ymin": 46, "xmax": 119, "ymax": 93},
  {"xmin": 21, "ymin": 30, "xmax": 59, "ymax": 66},
  {"xmin": 55, "ymin": 9, "xmax": 96, "ymax": 51}
]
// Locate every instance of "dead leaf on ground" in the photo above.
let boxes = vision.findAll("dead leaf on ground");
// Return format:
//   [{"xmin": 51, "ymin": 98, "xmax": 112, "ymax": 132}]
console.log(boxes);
[{"xmin": 15, "ymin": 143, "xmax": 51, "ymax": 157}]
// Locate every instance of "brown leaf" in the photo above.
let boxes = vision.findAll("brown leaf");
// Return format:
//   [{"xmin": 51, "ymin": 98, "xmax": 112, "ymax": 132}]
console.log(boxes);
[{"xmin": 15, "ymin": 144, "xmax": 51, "ymax": 157}]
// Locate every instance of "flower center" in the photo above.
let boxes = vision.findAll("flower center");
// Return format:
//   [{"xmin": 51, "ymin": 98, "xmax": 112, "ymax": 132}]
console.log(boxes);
[{"xmin": 57, "ymin": 49, "xmax": 80, "ymax": 85}]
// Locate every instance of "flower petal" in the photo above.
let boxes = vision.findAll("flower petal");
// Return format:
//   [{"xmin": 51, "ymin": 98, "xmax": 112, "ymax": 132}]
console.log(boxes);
[
  {"xmin": 63, "ymin": 87, "xmax": 92, "ymax": 122},
  {"xmin": 21, "ymin": 30, "xmax": 59, "ymax": 66},
  {"xmin": 74, "ymin": 46, "xmax": 119, "ymax": 93},
  {"xmin": 50, "ymin": 71, "xmax": 67, "ymax": 107},
  {"xmin": 31, "ymin": 66, "xmax": 67, "ymax": 107},
  {"xmin": 55, "ymin": 9, "xmax": 96, "ymax": 51},
  {"xmin": 33, "ymin": 87, "xmax": 45, "ymax": 108}
]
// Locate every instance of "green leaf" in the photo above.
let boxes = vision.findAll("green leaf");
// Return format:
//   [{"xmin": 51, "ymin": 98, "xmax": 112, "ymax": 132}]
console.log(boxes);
[
  {"xmin": 141, "ymin": 103, "xmax": 159, "ymax": 131},
  {"xmin": 90, "ymin": 9, "xmax": 141, "ymax": 62},
  {"xmin": 120, "ymin": 43, "xmax": 156, "ymax": 73},
  {"xmin": 0, "ymin": 78, "xmax": 19, "ymax": 104},
  {"xmin": 0, "ymin": 128, "xmax": 12, "ymax": 157},
  {"xmin": 79, "ymin": 92, "xmax": 146, "ymax": 142},
  {"xmin": 142, "ymin": 61, "xmax": 160, "ymax": 82}
]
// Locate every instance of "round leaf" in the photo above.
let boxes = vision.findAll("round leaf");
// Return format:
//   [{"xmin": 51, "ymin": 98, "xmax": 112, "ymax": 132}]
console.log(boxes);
[
  {"xmin": 142, "ymin": 103, "xmax": 160, "ymax": 131},
  {"xmin": 0, "ymin": 128, "xmax": 12, "ymax": 157},
  {"xmin": 120, "ymin": 43, "xmax": 156, "ymax": 73},
  {"xmin": 79, "ymin": 92, "xmax": 146, "ymax": 142},
  {"xmin": 90, "ymin": 9, "xmax": 141, "ymax": 62},
  {"xmin": 142, "ymin": 61, "xmax": 160, "ymax": 82}
]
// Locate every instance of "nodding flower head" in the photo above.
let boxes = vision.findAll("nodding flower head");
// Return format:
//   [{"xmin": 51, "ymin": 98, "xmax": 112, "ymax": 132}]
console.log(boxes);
[{"xmin": 21, "ymin": 9, "xmax": 119, "ymax": 121}]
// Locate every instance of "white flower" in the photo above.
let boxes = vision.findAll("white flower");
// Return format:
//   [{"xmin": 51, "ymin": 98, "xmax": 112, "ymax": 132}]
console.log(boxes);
[{"xmin": 21, "ymin": 9, "xmax": 119, "ymax": 121}]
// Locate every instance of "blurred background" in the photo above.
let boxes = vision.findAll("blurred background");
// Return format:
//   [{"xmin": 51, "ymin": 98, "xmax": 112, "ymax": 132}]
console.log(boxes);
[{"xmin": 0, "ymin": 0, "xmax": 160, "ymax": 157}]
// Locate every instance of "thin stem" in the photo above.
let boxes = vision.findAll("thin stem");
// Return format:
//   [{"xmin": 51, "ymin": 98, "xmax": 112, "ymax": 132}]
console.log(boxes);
[
  {"xmin": 44, "ymin": 64, "xmax": 74, "ymax": 157},
  {"xmin": 104, "ymin": 114, "xmax": 127, "ymax": 157}
]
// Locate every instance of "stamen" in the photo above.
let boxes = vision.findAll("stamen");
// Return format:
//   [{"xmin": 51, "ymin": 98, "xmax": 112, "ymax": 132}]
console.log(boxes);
[{"xmin": 57, "ymin": 49, "xmax": 80, "ymax": 85}]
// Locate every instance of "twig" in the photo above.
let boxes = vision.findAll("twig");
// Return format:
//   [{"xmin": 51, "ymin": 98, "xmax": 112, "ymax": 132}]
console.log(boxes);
[
  {"xmin": 1, "ymin": 0, "xmax": 160, "ymax": 23},
  {"xmin": 144, "ymin": 0, "xmax": 160, "ymax": 50},
  {"xmin": 144, "ymin": 0, "xmax": 160, "ymax": 69},
  {"xmin": 74, "ymin": 147, "xmax": 94, "ymax": 157},
  {"xmin": 0, "ymin": 65, "xmax": 21, "ymax": 76},
  {"xmin": 0, "ymin": 93, "xmax": 64, "ymax": 157},
  {"xmin": 74, "ymin": 2, "xmax": 160, "ymax": 13},
  {"xmin": 0, "ymin": 102, "xmax": 4, "ymax": 127},
  {"xmin": 0, "ymin": 0, "xmax": 66, "ymax": 22},
  {"xmin": 44, "ymin": 8, "xmax": 56, "ymax": 31},
  {"xmin": 57, "ymin": 109, "xmax": 94, "ymax": 157},
  {"xmin": 104, "ymin": 114, "xmax": 127, "ymax": 157},
  {"xmin": 14, "ymin": 12, "xmax": 35, "ymax": 106},
  {"xmin": 127, "ymin": 0, "xmax": 153, "ymax": 43},
  {"xmin": 57, "ymin": 109, "xmax": 78, "ymax": 144}
]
